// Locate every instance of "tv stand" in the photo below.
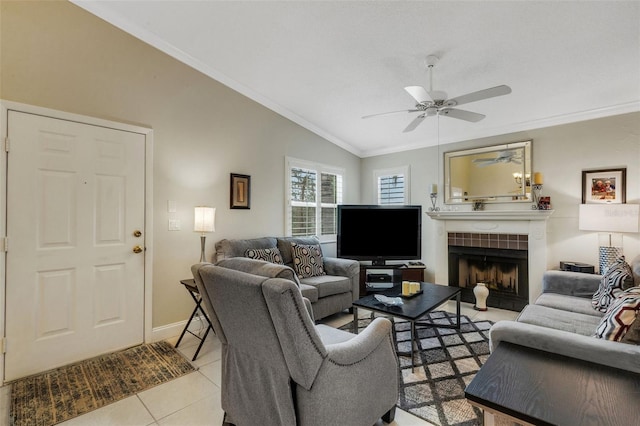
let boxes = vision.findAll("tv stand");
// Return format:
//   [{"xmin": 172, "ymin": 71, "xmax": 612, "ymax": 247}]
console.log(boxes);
[{"xmin": 358, "ymin": 265, "xmax": 424, "ymax": 296}]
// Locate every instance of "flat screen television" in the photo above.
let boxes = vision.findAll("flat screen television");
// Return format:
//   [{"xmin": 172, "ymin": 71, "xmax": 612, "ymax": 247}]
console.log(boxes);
[{"xmin": 337, "ymin": 205, "xmax": 422, "ymax": 266}]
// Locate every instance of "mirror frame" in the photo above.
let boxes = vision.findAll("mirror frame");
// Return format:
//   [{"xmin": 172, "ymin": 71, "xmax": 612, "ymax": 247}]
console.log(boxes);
[{"xmin": 444, "ymin": 140, "xmax": 532, "ymax": 204}]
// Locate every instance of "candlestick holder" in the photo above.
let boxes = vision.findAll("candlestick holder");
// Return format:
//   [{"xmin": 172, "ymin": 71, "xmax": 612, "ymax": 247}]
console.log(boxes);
[
  {"xmin": 429, "ymin": 193, "xmax": 439, "ymax": 212},
  {"xmin": 531, "ymin": 184, "xmax": 543, "ymax": 210}
]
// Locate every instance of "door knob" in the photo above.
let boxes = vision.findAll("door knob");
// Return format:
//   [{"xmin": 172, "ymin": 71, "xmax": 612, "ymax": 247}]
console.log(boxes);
[
  {"xmin": 133, "ymin": 230, "xmax": 142, "ymax": 237},
  {"xmin": 133, "ymin": 245, "xmax": 143, "ymax": 254}
]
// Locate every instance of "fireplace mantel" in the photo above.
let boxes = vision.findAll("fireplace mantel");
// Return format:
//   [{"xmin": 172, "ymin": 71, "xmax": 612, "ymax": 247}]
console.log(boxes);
[{"xmin": 427, "ymin": 210, "xmax": 554, "ymax": 221}]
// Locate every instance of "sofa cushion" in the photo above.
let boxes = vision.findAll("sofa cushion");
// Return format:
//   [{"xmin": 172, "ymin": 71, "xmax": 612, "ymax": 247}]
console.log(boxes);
[
  {"xmin": 595, "ymin": 287, "xmax": 640, "ymax": 341},
  {"xmin": 517, "ymin": 304, "xmax": 602, "ymax": 336},
  {"xmin": 535, "ymin": 293, "xmax": 602, "ymax": 317},
  {"xmin": 300, "ymin": 274, "xmax": 352, "ymax": 298},
  {"xmin": 592, "ymin": 256, "xmax": 634, "ymax": 313},
  {"xmin": 245, "ymin": 247, "xmax": 284, "ymax": 265},
  {"xmin": 277, "ymin": 236, "xmax": 322, "ymax": 266},
  {"xmin": 215, "ymin": 237, "xmax": 279, "ymax": 259},
  {"xmin": 299, "ymin": 283, "xmax": 319, "ymax": 303},
  {"xmin": 215, "ymin": 257, "xmax": 299, "ymax": 286},
  {"xmin": 291, "ymin": 242, "xmax": 326, "ymax": 278}
]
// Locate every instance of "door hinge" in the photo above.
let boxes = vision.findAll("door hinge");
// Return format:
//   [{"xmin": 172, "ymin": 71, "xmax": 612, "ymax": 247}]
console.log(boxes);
[
  {"xmin": 4, "ymin": 137, "xmax": 9, "ymax": 153},
  {"xmin": 2, "ymin": 237, "xmax": 7, "ymax": 252},
  {"xmin": 1, "ymin": 338, "xmax": 6, "ymax": 354}
]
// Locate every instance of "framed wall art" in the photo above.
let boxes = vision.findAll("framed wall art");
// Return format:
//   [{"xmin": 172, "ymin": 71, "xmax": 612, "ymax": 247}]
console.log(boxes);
[
  {"xmin": 230, "ymin": 173, "xmax": 251, "ymax": 209},
  {"xmin": 582, "ymin": 168, "xmax": 626, "ymax": 204}
]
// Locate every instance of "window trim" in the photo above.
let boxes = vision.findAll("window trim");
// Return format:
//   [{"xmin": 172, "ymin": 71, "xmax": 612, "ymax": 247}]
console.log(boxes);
[
  {"xmin": 373, "ymin": 165, "xmax": 410, "ymax": 205},
  {"xmin": 285, "ymin": 156, "xmax": 345, "ymax": 242}
]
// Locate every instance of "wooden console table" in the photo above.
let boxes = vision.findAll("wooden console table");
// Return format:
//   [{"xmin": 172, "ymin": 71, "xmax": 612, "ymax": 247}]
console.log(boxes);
[{"xmin": 465, "ymin": 341, "xmax": 640, "ymax": 425}]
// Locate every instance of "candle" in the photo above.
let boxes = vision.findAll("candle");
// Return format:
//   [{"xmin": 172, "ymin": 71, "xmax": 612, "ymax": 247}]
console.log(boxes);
[
  {"xmin": 410, "ymin": 282, "xmax": 420, "ymax": 294},
  {"xmin": 402, "ymin": 281, "xmax": 410, "ymax": 296},
  {"xmin": 431, "ymin": 183, "xmax": 438, "ymax": 194},
  {"xmin": 533, "ymin": 172, "xmax": 543, "ymax": 185}
]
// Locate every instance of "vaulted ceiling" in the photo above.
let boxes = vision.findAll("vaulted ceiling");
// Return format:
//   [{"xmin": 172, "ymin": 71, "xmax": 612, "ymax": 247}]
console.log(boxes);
[{"xmin": 73, "ymin": 1, "xmax": 640, "ymax": 157}]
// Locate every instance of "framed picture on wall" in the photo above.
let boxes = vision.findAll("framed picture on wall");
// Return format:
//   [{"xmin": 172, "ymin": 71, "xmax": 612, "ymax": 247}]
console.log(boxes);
[
  {"xmin": 582, "ymin": 168, "xmax": 626, "ymax": 204},
  {"xmin": 230, "ymin": 173, "xmax": 251, "ymax": 209}
]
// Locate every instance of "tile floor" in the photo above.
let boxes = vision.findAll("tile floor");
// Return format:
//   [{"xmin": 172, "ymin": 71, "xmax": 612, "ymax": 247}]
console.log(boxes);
[{"xmin": 0, "ymin": 301, "xmax": 517, "ymax": 426}]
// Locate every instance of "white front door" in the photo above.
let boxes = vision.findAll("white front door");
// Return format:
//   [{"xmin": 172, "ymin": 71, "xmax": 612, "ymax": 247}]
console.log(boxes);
[{"xmin": 5, "ymin": 111, "xmax": 146, "ymax": 381}]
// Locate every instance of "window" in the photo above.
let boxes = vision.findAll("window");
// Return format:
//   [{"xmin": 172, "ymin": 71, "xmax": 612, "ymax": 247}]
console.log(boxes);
[
  {"xmin": 287, "ymin": 158, "xmax": 343, "ymax": 240},
  {"xmin": 374, "ymin": 166, "xmax": 410, "ymax": 205}
]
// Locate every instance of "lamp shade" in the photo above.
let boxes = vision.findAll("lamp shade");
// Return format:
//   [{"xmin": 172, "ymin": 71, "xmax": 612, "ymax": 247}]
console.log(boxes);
[
  {"xmin": 194, "ymin": 207, "xmax": 215, "ymax": 233},
  {"xmin": 579, "ymin": 204, "xmax": 639, "ymax": 233}
]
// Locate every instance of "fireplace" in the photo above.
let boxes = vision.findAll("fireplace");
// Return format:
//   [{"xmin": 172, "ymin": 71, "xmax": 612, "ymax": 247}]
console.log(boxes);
[
  {"xmin": 427, "ymin": 210, "xmax": 553, "ymax": 306},
  {"xmin": 448, "ymin": 233, "xmax": 529, "ymax": 311}
]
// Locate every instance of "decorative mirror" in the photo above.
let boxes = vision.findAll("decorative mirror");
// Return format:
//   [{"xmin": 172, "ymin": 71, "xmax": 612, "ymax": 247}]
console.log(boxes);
[{"xmin": 444, "ymin": 140, "xmax": 532, "ymax": 204}]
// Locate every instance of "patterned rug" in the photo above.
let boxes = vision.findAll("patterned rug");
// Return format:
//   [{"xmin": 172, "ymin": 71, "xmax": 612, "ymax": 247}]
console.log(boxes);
[
  {"xmin": 341, "ymin": 311, "xmax": 493, "ymax": 426},
  {"xmin": 10, "ymin": 341, "xmax": 195, "ymax": 426}
]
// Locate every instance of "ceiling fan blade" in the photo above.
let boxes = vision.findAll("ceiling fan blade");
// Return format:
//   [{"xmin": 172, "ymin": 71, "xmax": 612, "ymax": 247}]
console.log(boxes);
[
  {"xmin": 445, "ymin": 85, "xmax": 512, "ymax": 107},
  {"xmin": 440, "ymin": 108, "xmax": 485, "ymax": 122},
  {"xmin": 404, "ymin": 86, "xmax": 432, "ymax": 104},
  {"xmin": 472, "ymin": 159, "xmax": 498, "ymax": 168},
  {"xmin": 362, "ymin": 109, "xmax": 420, "ymax": 119},
  {"xmin": 402, "ymin": 114, "xmax": 427, "ymax": 133}
]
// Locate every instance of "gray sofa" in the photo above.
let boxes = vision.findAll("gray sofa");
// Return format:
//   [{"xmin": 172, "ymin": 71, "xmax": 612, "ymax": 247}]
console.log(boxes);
[
  {"xmin": 490, "ymin": 255, "xmax": 640, "ymax": 374},
  {"xmin": 215, "ymin": 236, "xmax": 359, "ymax": 320}
]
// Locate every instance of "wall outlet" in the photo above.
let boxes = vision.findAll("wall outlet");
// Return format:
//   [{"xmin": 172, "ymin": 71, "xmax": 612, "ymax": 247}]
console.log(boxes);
[{"xmin": 168, "ymin": 219, "xmax": 181, "ymax": 231}]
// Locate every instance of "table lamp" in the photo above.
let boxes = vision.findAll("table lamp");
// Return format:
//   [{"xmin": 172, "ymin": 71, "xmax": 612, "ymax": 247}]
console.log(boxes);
[
  {"xmin": 579, "ymin": 204, "xmax": 639, "ymax": 274},
  {"xmin": 194, "ymin": 206, "xmax": 215, "ymax": 262}
]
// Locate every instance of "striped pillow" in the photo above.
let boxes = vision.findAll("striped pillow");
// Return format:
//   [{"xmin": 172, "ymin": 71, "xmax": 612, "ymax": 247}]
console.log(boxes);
[
  {"xmin": 592, "ymin": 256, "xmax": 634, "ymax": 313},
  {"xmin": 595, "ymin": 287, "xmax": 640, "ymax": 341}
]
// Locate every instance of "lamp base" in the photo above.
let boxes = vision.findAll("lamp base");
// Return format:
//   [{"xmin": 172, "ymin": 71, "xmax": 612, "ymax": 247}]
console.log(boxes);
[
  {"xmin": 200, "ymin": 235, "xmax": 207, "ymax": 262},
  {"xmin": 599, "ymin": 246, "xmax": 622, "ymax": 275}
]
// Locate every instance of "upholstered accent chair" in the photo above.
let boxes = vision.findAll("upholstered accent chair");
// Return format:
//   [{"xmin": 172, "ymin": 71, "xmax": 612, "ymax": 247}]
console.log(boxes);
[{"xmin": 191, "ymin": 259, "xmax": 398, "ymax": 426}]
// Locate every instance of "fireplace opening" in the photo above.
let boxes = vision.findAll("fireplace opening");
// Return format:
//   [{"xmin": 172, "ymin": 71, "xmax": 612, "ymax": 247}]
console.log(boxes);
[{"xmin": 448, "ymin": 245, "xmax": 528, "ymax": 311}]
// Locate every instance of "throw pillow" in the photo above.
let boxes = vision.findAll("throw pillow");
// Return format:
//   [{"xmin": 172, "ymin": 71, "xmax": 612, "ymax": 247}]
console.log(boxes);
[
  {"xmin": 291, "ymin": 242, "xmax": 326, "ymax": 279},
  {"xmin": 592, "ymin": 256, "xmax": 634, "ymax": 313},
  {"xmin": 594, "ymin": 287, "xmax": 640, "ymax": 341},
  {"xmin": 621, "ymin": 313, "xmax": 640, "ymax": 345},
  {"xmin": 245, "ymin": 247, "xmax": 284, "ymax": 265}
]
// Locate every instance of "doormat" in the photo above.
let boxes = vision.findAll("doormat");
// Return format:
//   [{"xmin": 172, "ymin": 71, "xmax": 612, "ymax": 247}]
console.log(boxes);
[
  {"xmin": 10, "ymin": 341, "xmax": 195, "ymax": 426},
  {"xmin": 341, "ymin": 311, "xmax": 493, "ymax": 426}
]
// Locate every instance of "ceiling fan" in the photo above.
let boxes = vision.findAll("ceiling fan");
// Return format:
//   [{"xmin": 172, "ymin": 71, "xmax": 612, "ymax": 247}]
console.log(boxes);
[
  {"xmin": 362, "ymin": 55, "xmax": 512, "ymax": 133},
  {"xmin": 472, "ymin": 150, "xmax": 522, "ymax": 167}
]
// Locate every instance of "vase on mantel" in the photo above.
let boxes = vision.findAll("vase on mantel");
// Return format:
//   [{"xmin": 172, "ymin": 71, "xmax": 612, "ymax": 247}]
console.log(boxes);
[{"xmin": 473, "ymin": 283, "xmax": 489, "ymax": 311}]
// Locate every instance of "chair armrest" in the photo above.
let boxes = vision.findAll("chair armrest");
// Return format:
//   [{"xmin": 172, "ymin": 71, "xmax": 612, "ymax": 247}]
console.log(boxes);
[
  {"xmin": 303, "ymin": 297, "xmax": 315, "ymax": 323},
  {"xmin": 542, "ymin": 270, "xmax": 601, "ymax": 298},
  {"xmin": 489, "ymin": 320, "xmax": 640, "ymax": 374},
  {"xmin": 323, "ymin": 257, "xmax": 360, "ymax": 300},
  {"xmin": 325, "ymin": 317, "xmax": 394, "ymax": 365}
]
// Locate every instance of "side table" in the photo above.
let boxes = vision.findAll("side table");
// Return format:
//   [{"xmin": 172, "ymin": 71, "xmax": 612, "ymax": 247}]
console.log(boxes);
[{"xmin": 175, "ymin": 278, "xmax": 214, "ymax": 361}]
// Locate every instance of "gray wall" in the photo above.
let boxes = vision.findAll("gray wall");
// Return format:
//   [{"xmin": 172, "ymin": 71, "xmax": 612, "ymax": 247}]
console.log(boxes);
[
  {"xmin": 362, "ymin": 112, "xmax": 640, "ymax": 281},
  {"xmin": 0, "ymin": 1, "xmax": 361, "ymax": 327}
]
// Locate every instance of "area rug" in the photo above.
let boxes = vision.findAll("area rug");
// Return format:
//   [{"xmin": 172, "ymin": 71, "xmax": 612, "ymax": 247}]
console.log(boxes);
[
  {"xmin": 341, "ymin": 311, "xmax": 493, "ymax": 426},
  {"xmin": 10, "ymin": 341, "xmax": 196, "ymax": 426}
]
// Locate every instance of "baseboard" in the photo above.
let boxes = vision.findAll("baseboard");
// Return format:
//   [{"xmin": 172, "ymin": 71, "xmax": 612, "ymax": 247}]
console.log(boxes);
[{"xmin": 150, "ymin": 315, "xmax": 208, "ymax": 342}]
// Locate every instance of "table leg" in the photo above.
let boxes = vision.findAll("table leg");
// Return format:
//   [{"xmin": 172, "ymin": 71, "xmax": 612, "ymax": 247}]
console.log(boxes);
[
  {"xmin": 353, "ymin": 307, "xmax": 358, "ymax": 334},
  {"xmin": 411, "ymin": 320, "xmax": 416, "ymax": 372},
  {"xmin": 456, "ymin": 292, "xmax": 461, "ymax": 329}
]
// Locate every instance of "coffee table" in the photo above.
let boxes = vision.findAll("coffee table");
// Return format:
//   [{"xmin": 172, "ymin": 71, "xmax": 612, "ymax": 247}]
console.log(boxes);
[{"xmin": 352, "ymin": 282, "xmax": 461, "ymax": 370}]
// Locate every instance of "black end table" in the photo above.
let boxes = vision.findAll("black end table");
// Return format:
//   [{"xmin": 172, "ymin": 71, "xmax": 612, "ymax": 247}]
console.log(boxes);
[
  {"xmin": 175, "ymin": 279, "xmax": 214, "ymax": 361},
  {"xmin": 465, "ymin": 341, "xmax": 640, "ymax": 425}
]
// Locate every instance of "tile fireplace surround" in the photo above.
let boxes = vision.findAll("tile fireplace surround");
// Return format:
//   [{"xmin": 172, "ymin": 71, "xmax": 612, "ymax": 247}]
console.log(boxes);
[{"xmin": 427, "ymin": 210, "xmax": 553, "ymax": 304}]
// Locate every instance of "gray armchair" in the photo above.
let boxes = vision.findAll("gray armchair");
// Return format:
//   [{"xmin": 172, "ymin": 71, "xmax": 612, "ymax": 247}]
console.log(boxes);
[{"xmin": 191, "ymin": 259, "xmax": 398, "ymax": 426}]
